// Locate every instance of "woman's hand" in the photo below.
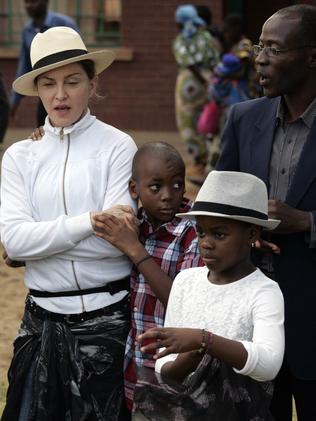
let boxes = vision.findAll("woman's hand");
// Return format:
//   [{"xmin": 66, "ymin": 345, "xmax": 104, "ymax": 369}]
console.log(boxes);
[
  {"xmin": 28, "ymin": 126, "xmax": 45, "ymax": 141},
  {"xmin": 137, "ymin": 327, "xmax": 202, "ymax": 359}
]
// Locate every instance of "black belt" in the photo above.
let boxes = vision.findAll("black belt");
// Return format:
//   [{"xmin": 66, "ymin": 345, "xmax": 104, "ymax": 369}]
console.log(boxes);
[
  {"xmin": 25, "ymin": 294, "xmax": 130, "ymax": 324},
  {"xmin": 29, "ymin": 276, "xmax": 130, "ymax": 298}
]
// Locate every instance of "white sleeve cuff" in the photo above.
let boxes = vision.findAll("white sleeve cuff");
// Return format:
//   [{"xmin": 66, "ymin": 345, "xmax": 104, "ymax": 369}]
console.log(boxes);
[
  {"xmin": 64, "ymin": 211, "xmax": 94, "ymax": 243},
  {"xmin": 155, "ymin": 351, "xmax": 178, "ymax": 373}
]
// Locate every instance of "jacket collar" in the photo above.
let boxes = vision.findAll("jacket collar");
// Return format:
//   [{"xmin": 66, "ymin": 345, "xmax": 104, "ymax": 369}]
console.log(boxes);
[{"xmin": 44, "ymin": 109, "xmax": 96, "ymax": 139}]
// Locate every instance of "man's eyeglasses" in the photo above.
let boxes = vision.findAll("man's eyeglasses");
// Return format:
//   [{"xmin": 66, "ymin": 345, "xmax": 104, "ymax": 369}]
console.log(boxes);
[{"xmin": 252, "ymin": 44, "xmax": 315, "ymax": 57}]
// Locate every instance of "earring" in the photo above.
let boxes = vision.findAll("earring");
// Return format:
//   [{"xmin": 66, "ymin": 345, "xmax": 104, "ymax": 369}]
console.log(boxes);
[{"xmin": 251, "ymin": 242, "xmax": 256, "ymax": 248}]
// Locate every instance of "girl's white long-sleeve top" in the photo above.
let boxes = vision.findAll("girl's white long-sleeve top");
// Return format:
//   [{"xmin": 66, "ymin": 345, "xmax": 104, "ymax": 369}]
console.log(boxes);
[
  {"xmin": 155, "ymin": 267, "xmax": 285, "ymax": 382},
  {"xmin": 0, "ymin": 111, "xmax": 137, "ymax": 314}
]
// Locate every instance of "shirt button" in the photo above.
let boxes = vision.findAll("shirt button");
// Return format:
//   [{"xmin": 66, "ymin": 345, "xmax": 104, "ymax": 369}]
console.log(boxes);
[{"xmin": 281, "ymin": 168, "xmax": 286, "ymax": 175}]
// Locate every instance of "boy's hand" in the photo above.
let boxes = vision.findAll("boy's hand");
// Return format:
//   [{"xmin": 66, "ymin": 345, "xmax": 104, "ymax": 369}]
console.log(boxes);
[
  {"xmin": 90, "ymin": 206, "xmax": 139, "ymax": 254},
  {"xmin": 2, "ymin": 249, "xmax": 25, "ymax": 268},
  {"xmin": 94, "ymin": 215, "xmax": 139, "ymax": 254},
  {"xmin": 138, "ymin": 327, "xmax": 202, "ymax": 359},
  {"xmin": 29, "ymin": 126, "xmax": 45, "ymax": 141}
]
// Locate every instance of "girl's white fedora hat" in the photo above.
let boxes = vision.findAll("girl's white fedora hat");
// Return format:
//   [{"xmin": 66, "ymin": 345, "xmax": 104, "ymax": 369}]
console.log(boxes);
[
  {"xmin": 177, "ymin": 170, "xmax": 280, "ymax": 230},
  {"xmin": 13, "ymin": 26, "xmax": 115, "ymax": 96}
]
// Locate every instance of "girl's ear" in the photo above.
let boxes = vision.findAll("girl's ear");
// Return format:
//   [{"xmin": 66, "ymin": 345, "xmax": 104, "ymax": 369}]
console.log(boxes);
[
  {"xmin": 248, "ymin": 225, "xmax": 261, "ymax": 245},
  {"xmin": 129, "ymin": 178, "xmax": 139, "ymax": 200}
]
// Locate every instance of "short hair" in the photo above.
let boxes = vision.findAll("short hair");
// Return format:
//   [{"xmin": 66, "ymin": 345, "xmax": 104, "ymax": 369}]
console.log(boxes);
[
  {"xmin": 275, "ymin": 4, "xmax": 316, "ymax": 46},
  {"xmin": 223, "ymin": 13, "xmax": 245, "ymax": 32},
  {"xmin": 132, "ymin": 141, "xmax": 185, "ymax": 180},
  {"xmin": 195, "ymin": 5, "xmax": 213, "ymax": 26}
]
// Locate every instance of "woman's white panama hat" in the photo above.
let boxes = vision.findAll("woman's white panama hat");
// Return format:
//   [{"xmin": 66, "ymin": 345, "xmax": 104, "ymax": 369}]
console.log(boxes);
[
  {"xmin": 177, "ymin": 170, "xmax": 280, "ymax": 230},
  {"xmin": 13, "ymin": 26, "xmax": 116, "ymax": 96}
]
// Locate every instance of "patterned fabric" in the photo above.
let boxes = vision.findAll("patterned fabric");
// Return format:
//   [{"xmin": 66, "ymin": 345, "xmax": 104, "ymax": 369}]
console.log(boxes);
[
  {"xmin": 173, "ymin": 29, "xmax": 220, "ymax": 164},
  {"xmin": 124, "ymin": 198, "xmax": 203, "ymax": 408},
  {"xmin": 134, "ymin": 356, "xmax": 274, "ymax": 421},
  {"xmin": 2, "ymin": 296, "xmax": 130, "ymax": 421},
  {"xmin": 230, "ymin": 37, "xmax": 261, "ymax": 100}
]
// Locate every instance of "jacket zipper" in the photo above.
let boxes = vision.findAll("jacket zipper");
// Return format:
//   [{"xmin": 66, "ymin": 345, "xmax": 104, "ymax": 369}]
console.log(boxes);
[{"xmin": 62, "ymin": 132, "xmax": 86, "ymax": 312}]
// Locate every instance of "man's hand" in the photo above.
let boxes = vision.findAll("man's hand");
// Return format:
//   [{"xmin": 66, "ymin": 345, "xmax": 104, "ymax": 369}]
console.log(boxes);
[
  {"xmin": 2, "ymin": 249, "xmax": 25, "ymax": 268},
  {"xmin": 254, "ymin": 239, "xmax": 280, "ymax": 254},
  {"xmin": 268, "ymin": 199, "xmax": 310, "ymax": 234}
]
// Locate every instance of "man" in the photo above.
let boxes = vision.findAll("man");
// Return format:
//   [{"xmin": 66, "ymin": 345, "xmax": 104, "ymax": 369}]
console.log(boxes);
[
  {"xmin": 216, "ymin": 5, "xmax": 316, "ymax": 421},
  {"xmin": 10, "ymin": 0, "xmax": 79, "ymax": 126}
]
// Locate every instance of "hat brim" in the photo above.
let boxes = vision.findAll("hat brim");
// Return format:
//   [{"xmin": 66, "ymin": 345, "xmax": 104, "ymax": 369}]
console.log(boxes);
[
  {"xmin": 13, "ymin": 49, "xmax": 115, "ymax": 96},
  {"xmin": 176, "ymin": 210, "xmax": 280, "ymax": 230}
]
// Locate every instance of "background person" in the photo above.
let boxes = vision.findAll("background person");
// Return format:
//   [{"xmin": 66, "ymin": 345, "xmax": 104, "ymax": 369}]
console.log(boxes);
[
  {"xmin": 222, "ymin": 13, "xmax": 261, "ymax": 100},
  {"xmin": 173, "ymin": 4, "xmax": 219, "ymax": 180},
  {"xmin": 1, "ymin": 26, "xmax": 137, "ymax": 420},
  {"xmin": 216, "ymin": 5, "xmax": 316, "ymax": 420},
  {"xmin": 10, "ymin": 0, "xmax": 79, "ymax": 126}
]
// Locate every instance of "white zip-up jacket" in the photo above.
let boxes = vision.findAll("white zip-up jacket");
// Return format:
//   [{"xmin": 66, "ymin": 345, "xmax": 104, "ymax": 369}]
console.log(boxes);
[{"xmin": 0, "ymin": 111, "xmax": 137, "ymax": 314}]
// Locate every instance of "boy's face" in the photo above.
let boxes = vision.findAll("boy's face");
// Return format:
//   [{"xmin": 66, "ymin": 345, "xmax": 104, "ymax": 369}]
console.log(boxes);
[
  {"xmin": 130, "ymin": 156, "xmax": 185, "ymax": 229},
  {"xmin": 196, "ymin": 215, "xmax": 260, "ymax": 283}
]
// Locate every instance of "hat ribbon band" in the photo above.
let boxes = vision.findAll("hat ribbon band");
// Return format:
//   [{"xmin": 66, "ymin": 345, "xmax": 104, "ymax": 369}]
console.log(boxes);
[
  {"xmin": 33, "ymin": 49, "xmax": 88, "ymax": 70},
  {"xmin": 192, "ymin": 201, "xmax": 268, "ymax": 220}
]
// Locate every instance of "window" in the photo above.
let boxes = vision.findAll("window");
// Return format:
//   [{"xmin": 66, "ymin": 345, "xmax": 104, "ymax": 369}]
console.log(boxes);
[{"xmin": 0, "ymin": 0, "xmax": 122, "ymax": 48}]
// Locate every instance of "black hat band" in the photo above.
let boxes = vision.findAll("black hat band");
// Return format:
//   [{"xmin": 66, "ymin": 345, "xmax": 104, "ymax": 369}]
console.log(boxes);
[
  {"xmin": 192, "ymin": 201, "xmax": 268, "ymax": 220},
  {"xmin": 33, "ymin": 49, "xmax": 88, "ymax": 70}
]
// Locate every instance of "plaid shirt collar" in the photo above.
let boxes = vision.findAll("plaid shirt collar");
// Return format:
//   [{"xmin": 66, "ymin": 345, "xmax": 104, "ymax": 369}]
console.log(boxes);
[{"xmin": 137, "ymin": 197, "xmax": 194, "ymax": 237}]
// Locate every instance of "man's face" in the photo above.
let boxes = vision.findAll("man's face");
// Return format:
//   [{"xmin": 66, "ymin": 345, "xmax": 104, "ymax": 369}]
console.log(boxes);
[
  {"xmin": 24, "ymin": 0, "xmax": 47, "ymax": 19},
  {"xmin": 256, "ymin": 14, "xmax": 311, "ymax": 98}
]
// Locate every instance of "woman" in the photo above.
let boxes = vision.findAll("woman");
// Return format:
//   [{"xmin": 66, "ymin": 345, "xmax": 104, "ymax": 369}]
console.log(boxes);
[
  {"xmin": 173, "ymin": 4, "xmax": 219, "ymax": 177},
  {"xmin": 0, "ymin": 26, "xmax": 137, "ymax": 420}
]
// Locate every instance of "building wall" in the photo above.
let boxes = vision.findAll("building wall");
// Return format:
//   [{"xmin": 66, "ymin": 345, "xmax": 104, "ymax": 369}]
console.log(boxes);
[{"xmin": 0, "ymin": 0, "xmax": 223, "ymax": 130}]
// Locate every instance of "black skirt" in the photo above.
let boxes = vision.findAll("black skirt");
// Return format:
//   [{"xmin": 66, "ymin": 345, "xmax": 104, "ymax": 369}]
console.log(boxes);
[
  {"xmin": 134, "ymin": 354, "xmax": 274, "ymax": 421},
  {"xmin": 1, "ymin": 295, "xmax": 130, "ymax": 421}
]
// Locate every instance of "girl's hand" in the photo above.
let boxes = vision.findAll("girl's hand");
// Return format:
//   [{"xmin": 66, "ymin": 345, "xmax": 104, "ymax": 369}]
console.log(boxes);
[
  {"xmin": 29, "ymin": 126, "xmax": 45, "ymax": 141},
  {"xmin": 137, "ymin": 327, "xmax": 202, "ymax": 359}
]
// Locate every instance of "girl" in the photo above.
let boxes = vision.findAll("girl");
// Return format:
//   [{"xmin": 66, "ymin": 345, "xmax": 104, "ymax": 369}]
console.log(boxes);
[
  {"xmin": 135, "ymin": 171, "xmax": 285, "ymax": 420},
  {"xmin": 0, "ymin": 27, "xmax": 137, "ymax": 420}
]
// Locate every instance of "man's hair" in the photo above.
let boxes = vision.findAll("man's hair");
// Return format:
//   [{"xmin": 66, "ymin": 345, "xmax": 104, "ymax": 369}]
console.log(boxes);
[
  {"xmin": 132, "ymin": 141, "xmax": 185, "ymax": 180},
  {"xmin": 275, "ymin": 4, "xmax": 316, "ymax": 46}
]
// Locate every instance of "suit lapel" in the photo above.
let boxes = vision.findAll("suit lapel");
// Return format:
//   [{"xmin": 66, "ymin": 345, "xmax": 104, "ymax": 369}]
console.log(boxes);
[
  {"xmin": 286, "ymin": 120, "xmax": 316, "ymax": 207},
  {"xmin": 249, "ymin": 98, "xmax": 279, "ymax": 186}
]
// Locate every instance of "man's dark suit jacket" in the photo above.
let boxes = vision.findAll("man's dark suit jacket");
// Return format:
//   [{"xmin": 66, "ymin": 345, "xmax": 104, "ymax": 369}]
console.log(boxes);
[{"xmin": 216, "ymin": 96, "xmax": 316, "ymax": 380}]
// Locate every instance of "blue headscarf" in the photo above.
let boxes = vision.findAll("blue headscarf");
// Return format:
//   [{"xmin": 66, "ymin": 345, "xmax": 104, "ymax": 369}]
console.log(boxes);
[{"xmin": 175, "ymin": 4, "xmax": 206, "ymax": 39}]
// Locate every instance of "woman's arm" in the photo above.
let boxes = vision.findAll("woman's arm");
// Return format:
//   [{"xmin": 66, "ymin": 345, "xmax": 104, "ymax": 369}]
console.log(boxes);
[{"xmin": 0, "ymin": 151, "xmax": 93, "ymax": 260}]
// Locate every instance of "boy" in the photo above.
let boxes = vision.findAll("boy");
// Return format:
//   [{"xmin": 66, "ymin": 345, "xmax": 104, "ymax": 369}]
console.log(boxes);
[{"xmin": 94, "ymin": 141, "xmax": 203, "ymax": 409}]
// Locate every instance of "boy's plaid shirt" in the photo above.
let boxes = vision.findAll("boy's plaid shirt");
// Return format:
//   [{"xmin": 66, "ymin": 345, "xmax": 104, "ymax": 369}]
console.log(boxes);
[{"xmin": 124, "ymin": 198, "xmax": 203, "ymax": 408}]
